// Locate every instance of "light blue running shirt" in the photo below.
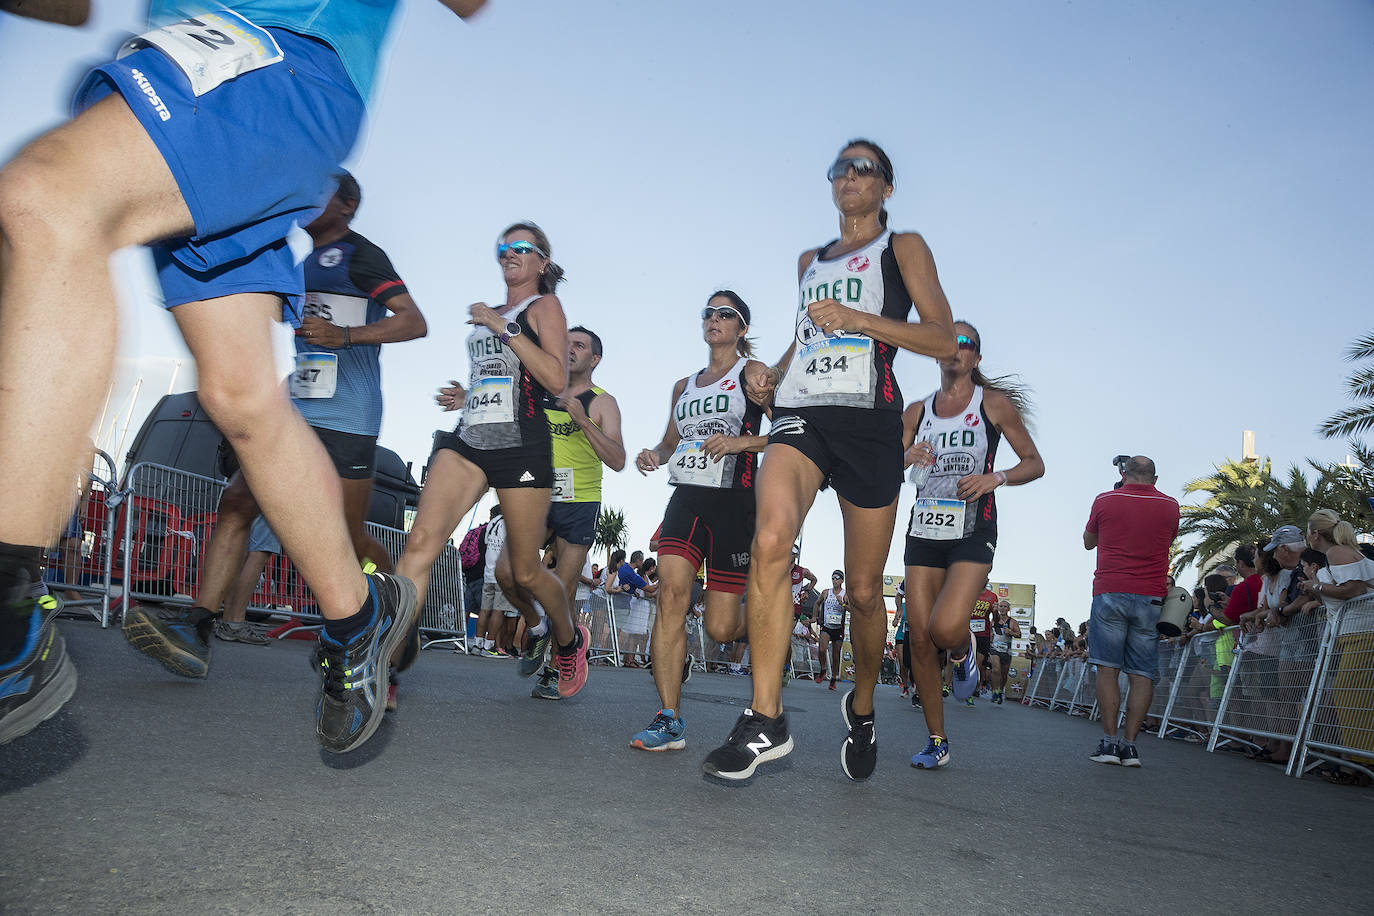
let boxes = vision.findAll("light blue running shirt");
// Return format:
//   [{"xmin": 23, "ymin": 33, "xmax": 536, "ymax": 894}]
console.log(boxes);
[{"xmin": 147, "ymin": 0, "xmax": 400, "ymax": 101}]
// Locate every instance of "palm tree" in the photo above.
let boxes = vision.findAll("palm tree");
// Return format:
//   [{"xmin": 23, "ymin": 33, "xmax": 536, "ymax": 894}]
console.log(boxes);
[
  {"xmin": 1319, "ymin": 330, "xmax": 1374, "ymax": 440},
  {"xmin": 1173, "ymin": 458, "xmax": 1354, "ymax": 574},
  {"xmin": 594, "ymin": 505, "xmax": 628, "ymax": 569}
]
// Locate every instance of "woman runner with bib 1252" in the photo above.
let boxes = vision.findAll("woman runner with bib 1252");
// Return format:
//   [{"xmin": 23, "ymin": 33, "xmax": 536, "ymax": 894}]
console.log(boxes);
[
  {"xmin": 700, "ymin": 139, "xmax": 958, "ymax": 783},
  {"xmin": 903, "ymin": 321, "xmax": 1043, "ymax": 769},
  {"xmin": 398, "ymin": 223, "xmax": 591, "ymax": 698},
  {"xmin": 629, "ymin": 291, "xmax": 767, "ymax": 751}
]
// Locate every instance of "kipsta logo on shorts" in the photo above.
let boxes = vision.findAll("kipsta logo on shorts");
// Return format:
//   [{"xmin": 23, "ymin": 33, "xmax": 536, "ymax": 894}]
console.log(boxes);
[
  {"xmin": 846, "ymin": 255, "xmax": 870, "ymax": 272},
  {"xmin": 719, "ymin": 379, "xmax": 736, "ymax": 391},
  {"xmin": 964, "ymin": 413, "xmax": 980, "ymax": 428},
  {"xmin": 318, "ymin": 248, "xmax": 343, "ymax": 268}
]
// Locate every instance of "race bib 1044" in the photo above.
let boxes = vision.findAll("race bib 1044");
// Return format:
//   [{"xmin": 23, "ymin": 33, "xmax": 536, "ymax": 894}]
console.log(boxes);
[
  {"xmin": 466, "ymin": 376, "xmax": 514, "ymax": 425},
  {"xmin": 120, "ymin": 11, "xmax": 283, "ymax": 97},
  {"xmin": 668, "ymin": 440, "xmax": 725, "ymax": 488},
  {"xmin": 290, "ymin": 352, "xmax": 337, "ymax": 399},
  {"xmin": 908, "ymin": 497, "xmax": 966, "ymax": 541},
  {"xmin": 795, "ymin": 334, "xmax": 871, "ymax": 395}
]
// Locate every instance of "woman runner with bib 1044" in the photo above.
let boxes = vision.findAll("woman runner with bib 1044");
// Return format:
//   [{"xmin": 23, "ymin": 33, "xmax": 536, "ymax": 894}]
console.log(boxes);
[
  {"xmin": 398, "ymin": 223, "xmax": 591, "ymax": 699},
  {"xmin": 701, "ymin": 139, "xmax": 958, "ymax": 783},
  {"xmin": 629, "ymin": 291, "xmax": 768, "ymax": 752},
  {"xmin": 903, "ymin": 321, "xmax": 1043, "ymax": 770}
]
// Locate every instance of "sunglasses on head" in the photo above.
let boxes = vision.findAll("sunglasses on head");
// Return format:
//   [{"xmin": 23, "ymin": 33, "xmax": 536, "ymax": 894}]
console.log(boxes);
[
  {"xmin": 496, "ymin": 240, "xmax": 546, "ymax": 260},
  {"xmin": 956, "ymin": 334, "xmax": 979, "ymax": 352},
  {"xmin": 702, "ymin": 306, "xmax": 742, "ymax": 322},
  {"xmin": 826, "ymin": 156, "xmax": 884, "ymax": 182}
]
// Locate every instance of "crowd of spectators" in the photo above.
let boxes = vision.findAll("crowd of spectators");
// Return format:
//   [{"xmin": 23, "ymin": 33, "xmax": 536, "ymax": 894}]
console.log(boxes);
[{"xmin": 1025, "ymin": 508, "xmax": 1374, "ymax": 786}]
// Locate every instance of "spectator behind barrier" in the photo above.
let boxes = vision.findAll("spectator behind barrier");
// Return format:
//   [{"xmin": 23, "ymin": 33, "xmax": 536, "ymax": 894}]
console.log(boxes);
[
  {"xmin": 1299, "ymin": 509, "xmax": 1374, "ymax": 785},
  {"xmin": 1082, "ymin": 455, "xmax": 1180, "ymax": 766}
]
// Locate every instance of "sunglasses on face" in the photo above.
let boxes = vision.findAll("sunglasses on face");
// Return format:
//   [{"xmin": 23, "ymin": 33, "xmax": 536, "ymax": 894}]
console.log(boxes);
[
  {"xmin": 496, "ymin": 240, "xmax": 546, "ymax": 260},
  {"xmin": 826, "ymin": 156, "xmax": 882, "ymax": 182},
  {"xmin": 956, "ymin": 334, "xmax": 980, "ymax": 352},
  {"xmin": 702, "ymin": 306, "xmax": 742, "ymax": 322}
]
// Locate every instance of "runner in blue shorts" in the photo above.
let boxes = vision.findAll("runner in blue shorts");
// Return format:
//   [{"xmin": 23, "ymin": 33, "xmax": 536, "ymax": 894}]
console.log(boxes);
[{"xmin": 0, "ymin": 0, "xmax": 485, "ymax": 755}]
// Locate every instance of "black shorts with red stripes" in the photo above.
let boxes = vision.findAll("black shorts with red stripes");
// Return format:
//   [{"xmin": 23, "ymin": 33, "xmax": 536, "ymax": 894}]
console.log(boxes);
[{"xmin": 657, "ymin": 484, "xmax": 755, "ymax": 595}]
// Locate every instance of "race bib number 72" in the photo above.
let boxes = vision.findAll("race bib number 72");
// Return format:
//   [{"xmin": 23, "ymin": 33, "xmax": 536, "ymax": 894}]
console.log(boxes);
[{"xmin": 120, "ymin": 11, "xmax": 283, "ymax": 97}]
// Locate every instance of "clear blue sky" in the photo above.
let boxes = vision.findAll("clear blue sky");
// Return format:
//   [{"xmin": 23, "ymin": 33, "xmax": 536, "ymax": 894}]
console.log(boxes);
[{"xmin": 3, "ymin": 1, "xmax": 1372, "ymax": 628}]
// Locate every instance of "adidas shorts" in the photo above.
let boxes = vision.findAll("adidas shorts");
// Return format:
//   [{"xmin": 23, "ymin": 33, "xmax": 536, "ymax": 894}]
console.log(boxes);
[{"xmin": 434, "ymin": 431, "xmax": 553, "ymax": 490}]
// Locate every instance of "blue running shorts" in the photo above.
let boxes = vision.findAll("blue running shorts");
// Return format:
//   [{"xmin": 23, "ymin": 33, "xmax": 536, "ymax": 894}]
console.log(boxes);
[{"xmin": 73, "ymin": 28, "xmax": 365, "ymax": 323}]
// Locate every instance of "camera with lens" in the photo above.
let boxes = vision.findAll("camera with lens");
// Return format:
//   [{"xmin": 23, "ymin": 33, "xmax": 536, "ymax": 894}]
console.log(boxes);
[{"xmin": 1112, "ymin": 454, "xmax": 1130, "ymax": 489}]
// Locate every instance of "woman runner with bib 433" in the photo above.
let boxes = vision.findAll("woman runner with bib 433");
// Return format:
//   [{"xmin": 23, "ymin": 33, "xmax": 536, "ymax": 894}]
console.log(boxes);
[
  {"xmin": 630, "ymin": 291, "xmax": 767, "ymax": 752},
  {"xmin": 701, "ymin": 139, "xmax": 958, "ymax": 783},
  {"xmin": 903, "ymin": 321, "xmax": 1043, "ymax": 769}
]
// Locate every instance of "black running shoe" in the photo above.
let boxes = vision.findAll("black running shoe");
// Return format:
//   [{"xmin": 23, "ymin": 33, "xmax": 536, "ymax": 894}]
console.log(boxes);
[
  {"xmin": 682, "ymin": 653, "xmax": 694, "ymax": 685},
  {"xmin": 0, "ymin": 594, "xmax": 78, "ymax": 746},
  {"xmin": 316, "ymin": 573, "xmax": 417, "ymax": 753},
  {"xmin": 516, "ymin": 624, "xmax": 552, "ymax": 679},
  {"xmin": 701, "ymin": 708, "xmax": 793, "ymax": 781},
  {"xmin": 123, "ymin": 603, "xmax": 214, "ymax": 678},
  {"xmin": 840, "ymin": 688, "xmax": 877, "ymax": 780}
]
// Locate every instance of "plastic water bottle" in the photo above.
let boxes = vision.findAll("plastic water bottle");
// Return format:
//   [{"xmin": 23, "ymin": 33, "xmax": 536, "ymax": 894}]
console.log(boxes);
[{"xmin": 908, "ymin": 439, "xmax": 934, "ymax": 488}]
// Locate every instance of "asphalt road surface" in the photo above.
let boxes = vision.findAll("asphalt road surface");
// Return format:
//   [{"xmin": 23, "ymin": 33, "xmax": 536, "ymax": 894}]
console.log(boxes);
[{"xmin": 2, "ymin": 618, "xmax": 1369, "ymax": 915}]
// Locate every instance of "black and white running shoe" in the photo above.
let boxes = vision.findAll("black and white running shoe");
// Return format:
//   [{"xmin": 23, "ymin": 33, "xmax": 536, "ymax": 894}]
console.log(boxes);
[{"xmin": 701, "ymin": 708, "xmax": 792, "ymax": 781}]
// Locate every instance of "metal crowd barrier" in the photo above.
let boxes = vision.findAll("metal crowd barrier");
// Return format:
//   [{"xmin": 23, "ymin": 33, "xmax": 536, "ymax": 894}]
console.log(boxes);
[
  {"xmin": 578, "ymin": 586, "xmax": 820, "ymax": 680},
  {"xmin": 1293, "ymin": 595, "xmax": 1374, "ymax": 781},
  {"xmin": 1025, "ymin": 657, "xmax": 1064, "ymax": 708},
  {"xmin": 1209, "ymin": 610, "xmax": 1329, "ymax": 755},
  {"xmin": 42, "ymin": 449, "xmax": 120, "ymax": 626},
  {"xmin": 581, "ymin": 591, "xmax": 620, "ymax": 664},
  {"xmin": 1050, "ymin": 658, "xmax": 1087, "ymax": 712},
  {"xmin": 1016, "ymin": 594, "xmax": 1374, "ymax": 783},
  {"xmin": 1158, "ymin": 627, "xmax": 1233, "ymax": 741},
  {"xmin": 111, "ymin": 461, "xmax": 467, "ymax": 645}
]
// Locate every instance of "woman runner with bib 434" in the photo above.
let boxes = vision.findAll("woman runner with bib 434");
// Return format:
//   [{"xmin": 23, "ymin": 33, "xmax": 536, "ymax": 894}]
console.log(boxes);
[{"xmin": 701, "ymin": 139, "xmax": 958, "ymax": 783}]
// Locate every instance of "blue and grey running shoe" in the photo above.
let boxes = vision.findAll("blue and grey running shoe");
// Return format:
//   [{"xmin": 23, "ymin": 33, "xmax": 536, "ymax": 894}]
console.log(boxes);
[
  {"xmin": 1, "ymin": 593, "xmax": 77, "ymax": 746},
  {"xmin": 530, "ymin": 665, "xmax": 560, "ymax": 700},
  {"xmin": 517, "ymin": 625, "xmax": 552, "ymax": 679},
  {"xmin": 950, "ymin": 634, "xmax": 979, "ymax": 701},
  {"xmin": 631, "ymin": 708, "xmax": 686, "ymax": 751},
  {"xmin": 316, "ymin": 573, "xmax": 417, "ymax": 754},
  {"xmin": 911, "ymin": 735, "xmax": 950, "ymax": 769}
]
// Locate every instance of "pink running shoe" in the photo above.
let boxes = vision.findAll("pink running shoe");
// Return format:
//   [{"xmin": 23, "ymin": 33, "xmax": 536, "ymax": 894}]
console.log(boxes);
[{"xmin": 556, "ymin": 625, "xmax": 591, "ymax": 698}]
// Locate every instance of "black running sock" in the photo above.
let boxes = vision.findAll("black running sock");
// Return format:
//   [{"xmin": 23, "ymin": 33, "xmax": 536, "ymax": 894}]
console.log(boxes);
[
  {"xmin": 323, "ymin": 587, "xmax": 376, "ymax": 644},
  {"xmin": 1, "ymin": 543, "xmax": 46, "ymax": 658},
  {"xmin": 1, "ymin": 542, "xmax": 45, "ymax": 606},
  {"xmin": 555, "ymin": 628, "xmax": 583, "ymax": 656}
]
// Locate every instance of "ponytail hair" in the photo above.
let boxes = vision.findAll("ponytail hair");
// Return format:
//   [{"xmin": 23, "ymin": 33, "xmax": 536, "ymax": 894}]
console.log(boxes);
[
  {"xmin": 1309, "ymin": 508, "xmax": 1359, "ymax": 549},
  {"xmin": 499, "ymin": 221, "xmax": 566, "ymax": 295},
  {"xmin": 958, "ymin": 320, "xmax": 1035, "ymax": 419}
]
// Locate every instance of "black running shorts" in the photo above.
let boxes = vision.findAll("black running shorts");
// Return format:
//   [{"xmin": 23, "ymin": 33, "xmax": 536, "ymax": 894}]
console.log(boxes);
[
  {"xmin": 904, "ymin": 528, "xmax": 998, "ymax": 569},
  {"xmin": 767, "ymin": 406, "xmax": 902, "ymax": 509},
  {"xmin": 434, "ymin": 430, "xmax": 553, "ymax": 490},
  {"xmin": 656, "ymin": 485, "xmax": 755, "ymax": 595},
  {"xmin": 312, "ymin": 427, "xmax": 377, "ymax": 480}
]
